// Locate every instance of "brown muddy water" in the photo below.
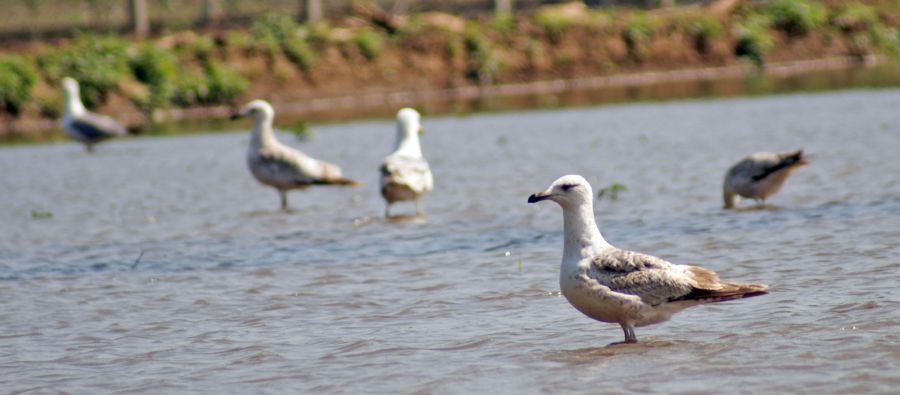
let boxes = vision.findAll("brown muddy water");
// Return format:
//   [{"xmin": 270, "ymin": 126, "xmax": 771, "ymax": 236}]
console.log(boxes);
[{"xmin": 2, "ymin": 89, "xmax": 900, "ymax": 393}]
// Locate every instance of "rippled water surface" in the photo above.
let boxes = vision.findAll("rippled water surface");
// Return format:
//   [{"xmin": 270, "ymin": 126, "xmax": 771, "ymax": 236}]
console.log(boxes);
[{"xmin": 2, "ymin": 90, "xmax": 900, "ymax": 394}]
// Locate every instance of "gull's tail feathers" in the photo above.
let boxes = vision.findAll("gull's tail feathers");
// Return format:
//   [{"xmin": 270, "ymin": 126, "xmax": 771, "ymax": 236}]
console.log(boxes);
[
  {"xmin": 783, "ymin": 149, "xmax": 808, "ymax": 168},
  {"xmin": 676, "ymin": 266, "xmax": 769, "ymax": 303},
  {"xmin": 315, "ymin": 177, "xmax": 361, "ymax": 187}
]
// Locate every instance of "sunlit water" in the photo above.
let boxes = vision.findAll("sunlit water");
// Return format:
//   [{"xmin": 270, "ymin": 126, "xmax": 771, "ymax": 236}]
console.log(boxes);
[{"xmin": 2, "ymin": 89, "xmax": 900, "ymax": 393}]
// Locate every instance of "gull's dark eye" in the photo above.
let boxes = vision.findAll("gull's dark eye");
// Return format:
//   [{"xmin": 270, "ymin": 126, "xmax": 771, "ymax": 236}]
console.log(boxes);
[{"xmin": 561, "ymin": 184, "xmax": 577, "ymax": 191}]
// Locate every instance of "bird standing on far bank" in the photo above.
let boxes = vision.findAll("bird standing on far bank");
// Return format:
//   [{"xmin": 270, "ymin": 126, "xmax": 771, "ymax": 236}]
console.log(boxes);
[
  {"xmin": 60, "ymin": 77, "xmax": 126, "ymax": 152},
  {"xmin": 723, "ymin": 150, "xmax": 808, "ymax": 209},
  {"xmin": 528, "ymin": 175, "xmax": 768, "ymax": 344},
  {"xmin": 234, "ymin": 100, "xmax": 359, "ymax": 211},
  {"xmin": 380, "ymin": 108, "xmax": 433, "ymax": 217}
]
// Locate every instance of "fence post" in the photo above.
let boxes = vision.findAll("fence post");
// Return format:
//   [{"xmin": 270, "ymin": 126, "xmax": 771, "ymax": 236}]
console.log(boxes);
[
  {"xmin": 129, "ymin": 0, "xmax": 149, "ymax": 38},
  {"xmin": 305, "ymin": 0, "xmax": 322, "ymax": 23},
  {"xmin": 495, "ymin": 0, "xmax": 513, "ymax": 15}
]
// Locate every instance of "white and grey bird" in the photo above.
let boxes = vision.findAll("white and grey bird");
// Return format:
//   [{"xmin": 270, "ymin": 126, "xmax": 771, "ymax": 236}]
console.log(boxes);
[
  {"xmin": 60, "ymin": 77, "xmax": 126, "ymax": 152},
  {"xmin": 234, "ymin": 100, "xmax": 359, "ymax": 210},
  {"xmin": 528, "ymin": 175, "xmax": 768, "ymax": 344},
  {"xmin": 379, "ymin": 108, "xmax": 433, "ymax": 217},
  {"xmin": 723, "ymin": 150, "xmax": 807, "ymax": 209}
]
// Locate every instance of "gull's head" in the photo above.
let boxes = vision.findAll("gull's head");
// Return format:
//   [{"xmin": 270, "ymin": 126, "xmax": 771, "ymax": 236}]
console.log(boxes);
[
  {"xmin": 397, "ymin": 107, "xmax": 423, "ymax": 137},
  {"xmin": 233, "ymin": 99, "xmax": 275, "ymax": 121},
  {"xmin": 61, "ymin": 77, "xmax": 79, "ymax": 97},
  {"xmin": 528, "ymin": 175, "xmax": 594, "ymax": 208}
]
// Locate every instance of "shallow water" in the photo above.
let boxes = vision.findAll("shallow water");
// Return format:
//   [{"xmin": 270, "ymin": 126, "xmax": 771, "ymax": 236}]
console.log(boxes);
[{"xmin": 2, "ymin": 89, "xmax": 900, "ymax": 393}]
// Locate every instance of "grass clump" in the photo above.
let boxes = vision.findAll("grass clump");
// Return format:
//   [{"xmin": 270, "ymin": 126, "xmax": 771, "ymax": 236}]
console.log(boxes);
[
  {"xmin": 171, "ymin": 59, "xmax": 247, "ymax": 106},
  {"xmin": 684, "ymin": 15, "xmax": 722, "ymax": 53},
  {"xmin": 622, "ymin": 13, "xmax": 655, "ymax": 61},
  {"xmin": 596, "ymin": 183, "xmax": 627, "ymax": 201},
  {"xmin": 129, "ymin": 44, "xmax": 178, "ymax": 113},
  {"xmin": 831, "ymin": 2, "xmax": 880, "ymax": 33},
  {"xmin": 351, "ymin": 28, "xmax": 384, "ymax": 60},
  {"xmin": 462, "ymin": 26, "xmax": 500, "ymax": 84},
  {"xmin": 734, "ymin": 14, "xmax": 774, "ymax": 67},
  {"xmin": 253, "ymin": 14, "xmax": 319, "ymax": 72},
  {"xmin": 765, "ymin": 0, "xmax": 826, "ymax": 37},
  {"xmin": 37, "ymin": 34, "xmax": 130, "ymax": 108},
  {"xmin": 0, "ymin": 55, "xmax": 38, "ymax": 117}
]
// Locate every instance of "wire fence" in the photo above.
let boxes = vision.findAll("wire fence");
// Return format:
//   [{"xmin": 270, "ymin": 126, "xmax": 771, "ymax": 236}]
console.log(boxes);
[{"xmin": 0, "ymin": 0, "xmax": 703, "ymax": 39}]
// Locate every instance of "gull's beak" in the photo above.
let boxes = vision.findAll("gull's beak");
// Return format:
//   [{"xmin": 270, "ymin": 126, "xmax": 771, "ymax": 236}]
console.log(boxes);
[
  {"xmin": 418, "ymin": 126, "xmax": 424, "ymax": 135},
  {"xmin": 229, "ymin": 112, "xmax": 243, "ymax": 120},
  {"xmin": 528, "ymin": 190, "xmax": 551, "ymax": 203}
]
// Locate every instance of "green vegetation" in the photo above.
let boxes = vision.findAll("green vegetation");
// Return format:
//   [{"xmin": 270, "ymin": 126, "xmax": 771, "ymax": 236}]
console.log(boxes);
[
  {"xmin": 623, "ymin": 13, "xmax": 656, "ymax": 61},
  {"xmin": 252, "ymin": 14, "xmax": 319, "ymax": 72},
  {"xmin": 171, "ymin": 59, "xmax": 247, "ymax": 106},
  {"xmin": 31, "ymin": 210, "xmax": 53, "ymax": 219},
  {"xmin": 765, "ymin": 0, "xmax": 826, "ymax": 37},
  {"xmin": 831, "ymin": 2, "xmax": 880, "ymax": 33},
  {"xmin": 2, "ymin": 1, "xmax": 899, "ymax": 135},
  {"xmin": 0, "ymin": 55, "xmax": 37, "ymax": 116},
  {"xmin": 351, "ymin": 28, "xmax": 384, "ymax": 60},
  {"xmin": 596, "ymin": 183, "xmax": 627, "ymax": 201},
  {"xmin": 684, "ymin": 14, "xmax": 723, "ymax": 53},
  {"xmin": 463, "ymin": 25, "xmax": 500, "ymax": 84},
  {"xmin": 129, "ymin": 44, "xmax": 178, "ymax": 113},
  {"xmin": 735, "ymin": 14, "xmax": 774, "ymax": 67},
  {"xmin": 37, "ymin": 34, "xmax": 130, "ymax": 108}
]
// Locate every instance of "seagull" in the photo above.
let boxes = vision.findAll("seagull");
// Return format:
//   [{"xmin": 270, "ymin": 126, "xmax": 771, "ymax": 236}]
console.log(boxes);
[
  {"xmin": 528, "ymin": 175, "xmax": 768, "ymax": 344},
  {"xmin": 723, "ymin": 150, "xmax": 808, "ymax": 209},
  {"xmin": 60, "ymin": 77, "xmax": 126, "ymax": 152},
  {"xmin": 379, "ymin": 108, "xmax": 433, "ymax": 217},
  {"xmin": 233, "ymin": 100, "xmax": 359, "ymax": 210}
]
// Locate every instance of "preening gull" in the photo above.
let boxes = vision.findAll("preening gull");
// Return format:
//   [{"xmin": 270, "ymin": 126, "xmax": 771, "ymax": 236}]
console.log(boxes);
[
  {"xmin": 529, "ymin": 175, "xmax": 768, "ymax": 344},
  {"xmin": 60, "ymin": 77, "xmax": 126, "ymax": 152},
  {"xmin": 233, "ymin": 100, "xmax": 359, "ymax": 210},
  {"xmin": 723, "ymin": 150, "xmax": 807, "ymax": 209},
  {"xmin": 379, "ymin": 108, "xmax": 433, "ymax": 217}
]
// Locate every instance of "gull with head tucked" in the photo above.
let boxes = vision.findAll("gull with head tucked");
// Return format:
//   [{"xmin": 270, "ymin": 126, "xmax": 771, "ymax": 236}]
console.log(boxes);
[
  {"xmin": 529, "ymin": 175, "xmax": 768, "ymax": 344},
  {"xmin": 723, "ymin": 150, "xmax": 808, "ymax": 209},
  {"xmin": 380, "ymin": 108, "xmax": 433, "ymax": 217},
  {"xmin": 60, "ymin": 77, "xmax": 126, "ymax": 152},
  {"xmin": 233, "ymin": 99, "xmax": 359, "ymax": 210}
]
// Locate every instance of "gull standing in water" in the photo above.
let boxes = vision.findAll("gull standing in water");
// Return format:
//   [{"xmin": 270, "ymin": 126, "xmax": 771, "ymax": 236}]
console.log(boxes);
[
  {"xmin": 60, "ymin": 77, "xmax": 126, "ymax": 152},
  {"xmin": 723, "ymin": 150, "xmax": 808, "ymax": 209},
  {"xmin": 380, "ymin": 108, "xmax": 433, "ymax": 217},
  {"xmin": 233, "ymin": 100, "xmax": 359, "ymax": 211},
  {"xmin": 528, "ymin": 175, "xmax": 768, "ymax": 344}
]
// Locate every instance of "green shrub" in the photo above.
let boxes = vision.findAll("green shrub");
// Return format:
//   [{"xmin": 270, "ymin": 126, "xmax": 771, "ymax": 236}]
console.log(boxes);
[
  {"xmin": 38, "ymin": 34, "xmax": 130, "ymax": 108},
  {"xmin": 129, "ymin": 44, "xmax": 178, "ymax": 111},
  {"xmin": 252, "ymin": 14, "xmax": 319, "ymax": 72},
  {"xmin": 463, "ymin": 26, "xmax": 500, "ymax": 84},
  {"xmin": 0, "ymin": 55, "xmax": 37, "ymax": 116},
  {"xmin": 351, "ymin": 28, "xmax": 384, "ymax": 60},
  {"xmin": 535, "ymin": 9, "xmax": 573, "ymax": 40},
  {"xmin": 172, "ymin": 60, "xmax": 247, "ymax": 106},
  {"xmin": 735, "ymin": 14, "xmax": 774, "ymax": 67},
  {"xmin": 832, "ymin": 2, "xmax": 880, "ymax": 33},
  {"xmin": 282, "ymin": 34, "xmax": 318, "ymax": 71},
  {"xmin": 765, "ymin": 0, "xmax": 826, "ymax": 37},
  {"xmin": 685, "ymin": 15, "xmax": 722, "ymax": 53},
  {"xmin": 623, "ymin": 13, "xmax": 655, "ymax": 61},
  {"xmin": 204, "ymin": 59, "xmax": 247, "ymax": 104}
]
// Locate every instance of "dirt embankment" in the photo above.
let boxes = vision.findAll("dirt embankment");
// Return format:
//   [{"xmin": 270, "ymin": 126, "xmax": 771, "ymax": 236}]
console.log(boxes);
[{"xmin": 1, "ymin": 0, "xmax": 898, "ymax": 140}]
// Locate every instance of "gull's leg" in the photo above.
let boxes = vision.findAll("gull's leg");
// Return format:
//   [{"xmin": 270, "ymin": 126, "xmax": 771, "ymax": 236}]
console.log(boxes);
[
  {"xmin": 415, "ymin": 199, "xmax": 423, "ymax": 217},
  {"xmin": 85, "ymin": 143, "xmax": 95, "ymax": 153},
  {"xmin": 621, "ymin": 323, "xmax": 638, "ymax": 344},
  {"xmin": 279, "ymin": 190, "xmax": 288, "ymax": 211},
  {"xmin": 384, "ymin": 204, "xmax": 390, "ymax": 218}
]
